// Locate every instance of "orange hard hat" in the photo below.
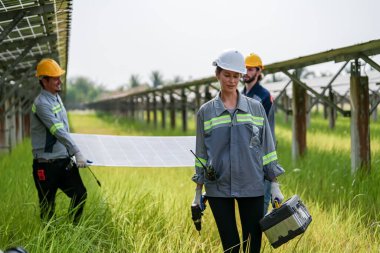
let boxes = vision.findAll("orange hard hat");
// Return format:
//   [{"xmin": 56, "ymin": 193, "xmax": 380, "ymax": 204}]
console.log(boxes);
[
  {"xmin": 245, "ymin": 53, "xmax": 264, "ymax": 69},
  {"xmin": 36, "ymin": 58, "xmax": 65, "ymax": 78}
]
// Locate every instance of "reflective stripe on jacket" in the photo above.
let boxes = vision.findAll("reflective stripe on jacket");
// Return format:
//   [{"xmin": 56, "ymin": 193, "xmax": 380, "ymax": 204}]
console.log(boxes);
[
  {"xmin": 192, "ymin": 91, "xmax": 284, "ymax": 197},
  {"xmin": 31, "ymin": 89, "xmax": 79, "ymax": 160}
]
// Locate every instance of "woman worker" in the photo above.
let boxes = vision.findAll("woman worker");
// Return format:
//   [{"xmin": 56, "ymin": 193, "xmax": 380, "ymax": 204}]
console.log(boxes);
[{"xmin": 191, "ymin": 49, "xmax": 285, "ymax": 253}]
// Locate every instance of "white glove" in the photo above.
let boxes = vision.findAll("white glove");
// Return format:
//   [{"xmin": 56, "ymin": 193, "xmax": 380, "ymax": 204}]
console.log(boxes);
[
  {"xmin": 271, "ymin": 182, "xmax": 284, "ymax": 206},
  {"xmin": 192, "ymin": 187, "xmax": 202, "ymax": 207},
  {"xmin": 74, "ymin": 151, "xmax": 88, "ymax": 168}
]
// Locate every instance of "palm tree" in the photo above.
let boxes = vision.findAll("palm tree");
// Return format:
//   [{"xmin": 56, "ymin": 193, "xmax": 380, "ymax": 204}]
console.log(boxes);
[
  {"xmin": 150, "ymin": 70, "xmax": 163, "ymax": 88},
  {"xmin": 172, "ymin": 75, "xmax": 183, "ymax": 84},
  {"xmin": 130, "ymin": 74, "xmax": 141, "ymax": 88}
]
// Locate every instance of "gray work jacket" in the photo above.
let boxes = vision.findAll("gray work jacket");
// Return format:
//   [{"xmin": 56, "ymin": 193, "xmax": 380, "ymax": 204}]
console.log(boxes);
[
  {"xmin": 192, "ymin": 91, "xmax": 284, "ymax": 197},
  {"xmin": 31, "ymin": 89, "xmax": 79, "ymax": 160}
]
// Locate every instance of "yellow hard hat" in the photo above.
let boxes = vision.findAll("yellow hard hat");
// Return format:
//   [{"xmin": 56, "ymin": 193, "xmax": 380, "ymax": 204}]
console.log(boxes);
[
  {"xmin": 245, "ymin": 53, "xmax": 264, "ymax": 70},
  {"xmin": 35, "ymin": 58, "xmax": 65, "ymax": 78}
]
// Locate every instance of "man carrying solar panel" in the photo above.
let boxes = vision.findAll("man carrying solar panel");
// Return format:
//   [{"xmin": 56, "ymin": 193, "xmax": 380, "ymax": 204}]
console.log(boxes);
[{"xmin": 30, "ymin": 58, "xmax": 90, "ymax": 224}]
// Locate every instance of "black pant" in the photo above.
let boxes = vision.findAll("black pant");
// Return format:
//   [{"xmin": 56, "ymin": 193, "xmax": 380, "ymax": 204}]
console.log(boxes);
[
  {"xmin": 32, "ymin": 158, "xmax": 87, "ymax": 224},
  {"xmin": 208, "ymin": 196, "xmax": 264, "ymax": 253}
]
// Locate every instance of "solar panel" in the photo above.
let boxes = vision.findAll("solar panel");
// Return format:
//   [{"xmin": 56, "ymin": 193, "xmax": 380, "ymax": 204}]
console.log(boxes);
[{"xmin": 71, "ymin": 133, "xmax": 195, "ymax": 167}]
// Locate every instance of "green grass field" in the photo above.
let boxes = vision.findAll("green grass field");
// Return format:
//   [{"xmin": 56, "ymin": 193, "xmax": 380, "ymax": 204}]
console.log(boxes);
[{"xmin": 0, "ymin": 111, "xmax": 379, "ymax": 252}]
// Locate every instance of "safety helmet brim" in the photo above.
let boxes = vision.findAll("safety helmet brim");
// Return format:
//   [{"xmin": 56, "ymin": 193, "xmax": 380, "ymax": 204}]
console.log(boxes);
[{"xmin": 212, "ymin": 61, "xmax": 247, "ymax": 75}]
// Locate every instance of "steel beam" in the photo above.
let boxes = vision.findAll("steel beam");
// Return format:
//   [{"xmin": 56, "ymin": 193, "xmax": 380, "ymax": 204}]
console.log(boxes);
[
  {"xmin": 181, "ymin": 88, "xmax": 187, "ymax": 132},
  {"xmin": 0, "ymin": 68, "xmax": 34, "ymax": 108},
  {"xmin": 282, "ymin": 70, "xmax": 350, "ymax": 116},
  {"xmin": 273, "ymin": 80, "xmax": 292, "ymax": 103},
  {"xmin": 264, "ymin": 39, "xmax": 380, "ymax": 74},
  {"xmin": 360, "ymin": 53, "xmax": 380, "ymax": 73},
  {"xmin": 273, "ymin": 80, "xmax": 292, "ymax": 115},
  {"xmin": 0, "ymin": 41, "xmax": 37, "ymax": 84},
  {"xmin": 370, "ymin": 96, "xmax": 380, "ymax": 115},
  {"xmin": 307, "ymin": 61, "xmax": 349, "ymax": 113},
  {"xmin": 0, "ymin": 11, "xmax": 25, "ymax": 43},
  {"xmin": 0, "ymin": 4, "xmax": 55, "ymax": 22}
]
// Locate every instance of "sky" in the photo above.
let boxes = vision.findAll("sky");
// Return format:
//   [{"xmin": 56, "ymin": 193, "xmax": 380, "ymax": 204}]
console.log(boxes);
[{"xmin": 67, "ymin": 0, "xmax": 380, "ymax": 90}]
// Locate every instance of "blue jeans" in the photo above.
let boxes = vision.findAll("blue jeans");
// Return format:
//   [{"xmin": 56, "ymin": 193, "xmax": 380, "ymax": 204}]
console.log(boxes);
[{"xmin": 263, "ymin": 179, "xmax": 271, "ymax": 215}]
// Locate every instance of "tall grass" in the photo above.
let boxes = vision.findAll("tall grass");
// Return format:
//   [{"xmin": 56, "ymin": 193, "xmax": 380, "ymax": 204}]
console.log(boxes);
[
  {"xmin": 69, "ymin": 110, "xmax": 196, "ymax": 136},
  {"xmin": 275, "ymin": 111, "xmax": 380, "ymax": 225},
  {"xmin": 0, "ymin": 110, "xmax": 379, "ymax": 252}
]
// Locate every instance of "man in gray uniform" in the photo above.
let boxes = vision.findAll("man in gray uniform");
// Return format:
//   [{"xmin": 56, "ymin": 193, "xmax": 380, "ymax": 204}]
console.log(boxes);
[{"xmin": 31, "ymin": 58, "xmax": 90, "ymax": 224}]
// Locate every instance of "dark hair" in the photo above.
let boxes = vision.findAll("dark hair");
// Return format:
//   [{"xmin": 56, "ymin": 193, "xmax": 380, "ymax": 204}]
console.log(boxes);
[
  {"xmin": 254, "ymin": 67, "xmax": 264, "ymax": 82},
  {"xmin": 258, "ymin": 73, "xmax": 263, "ymax": 82},
  {"xmin": 38, "ymin": 76, "xmax": 49, "ymax": 89},
  {"xmin": 215, "ymin": 66, "xmax": 223, "ymax": 75}
]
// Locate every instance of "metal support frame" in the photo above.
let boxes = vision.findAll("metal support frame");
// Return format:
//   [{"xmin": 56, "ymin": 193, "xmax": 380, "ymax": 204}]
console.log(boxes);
[
  {"xmin": 209, "ymin": 83, "xmax": 220, "ymax": 91},
  {"xmin": 370, "ymin": 93, "xmax": 380, "ymax": 115},
  {"xmin": 350, "ymin": 60, "xmax": 371, "ymax": 173},
  {"xmin": 0, "ymin": 68, "xmax": 34, "ymax": 109},
  {"xmin": 146, "ymin": 94, "xmax": 150, "ymax": 124},
  {"xmin": 282, "ymin": 69, "xmax": 350, "ymax": 117},
  {"xmin": 169, "ymin": 92, "xmax": 176, "ymax": 129},
  {"xmin": 181, "ymin": 88, "xmax": 187, "ymax": 132},
  {"xmin": 4, "ymin": 74, "xmax": 37, "ymax": 114},
  {"xmin": 0, "ymin": 34, "xmax": 57, "ymax": 54},
  {"xmin": 273, "ymin": 80, "xmax": 292, "ymax": 103},
  {"xmin": 152, "ymin": 92, "xmax": 157, "ymax": 128},
  {"xmin": 306, "ymin": 61, "xmax": 349, "ymax": 113},
  {"xmin": 0, "ymin": 41, "xmax": 37, "ymax": 85},
  {"xmin": 0, "ymin": 11, "xmax": 26, "ymax": 43},
  {"xmin": 291, "ymin": 69, "xmax": 307, "ymax": 160},
  {"xmin": 360, "ymin": 53, "xmax": 380, "ymax": 72},
  {"xmin": 273, "ymin": 80, "xmax": 292, "ymax": 114},
  {"xmin": 0, "ymin": 4, "xmax": 55, "ymax": 22},
  {"xmin": 161, "ymin": 91, "xmax": 166, "ymax": 128}
]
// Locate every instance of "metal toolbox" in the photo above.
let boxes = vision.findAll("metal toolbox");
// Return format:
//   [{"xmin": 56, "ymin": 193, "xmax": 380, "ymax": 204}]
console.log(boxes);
[{"xmin": 259, "ymin": 195, "xmax": 312, "ymax": 248}]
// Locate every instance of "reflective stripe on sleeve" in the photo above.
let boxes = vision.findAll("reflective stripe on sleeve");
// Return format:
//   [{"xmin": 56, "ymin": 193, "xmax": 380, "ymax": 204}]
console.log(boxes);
[
  {"xmin": 52, "ymin": 104, "xmax": 62, "ymax": 114},
  {"xmin": 195, "ymin": 157, "xmax": 207, "ymax": 168},
  {"xmin": 32, "ymin": 104, "xmax": 36, "ymax": 113},
  {"xmin": 49, "ymin": 122, "xmax": 64, "ymax": 135},
  {"xmin": 263, "ymin": 151, "xmax": 278, "ymax": 165}
]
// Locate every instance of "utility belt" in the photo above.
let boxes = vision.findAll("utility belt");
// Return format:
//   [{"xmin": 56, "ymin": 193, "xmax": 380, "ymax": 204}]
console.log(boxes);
[{"xmin": 34, "ymin": 157, "xmax": 68, "ymax": 164}]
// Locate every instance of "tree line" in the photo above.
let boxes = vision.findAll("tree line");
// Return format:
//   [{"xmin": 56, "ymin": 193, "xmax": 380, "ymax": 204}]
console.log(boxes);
[{"xmin": 65, "ymin": 71, "xmax": 185, "ymax": 109}]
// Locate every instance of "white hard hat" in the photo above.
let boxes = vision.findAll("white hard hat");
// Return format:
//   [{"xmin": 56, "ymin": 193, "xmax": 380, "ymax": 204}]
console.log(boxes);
[{"xmin": 212, "ymin": 49, "xmax": 247, "ymax": 75}]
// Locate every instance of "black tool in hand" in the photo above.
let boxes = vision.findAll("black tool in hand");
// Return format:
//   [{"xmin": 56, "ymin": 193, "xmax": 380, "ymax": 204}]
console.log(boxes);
[
  {"xmin": 191, "ymin": 194, "xmax": 207, "ymax": 234},
  {"xmin": 86, "ymin": 160, "xmax": 101, "ymax": 187}
]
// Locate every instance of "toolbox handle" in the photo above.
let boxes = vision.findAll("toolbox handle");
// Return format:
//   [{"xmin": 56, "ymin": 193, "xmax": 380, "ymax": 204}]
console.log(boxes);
[{"xmin": 273, "ymin": 199, "xmax": 281, "ymax": 209}]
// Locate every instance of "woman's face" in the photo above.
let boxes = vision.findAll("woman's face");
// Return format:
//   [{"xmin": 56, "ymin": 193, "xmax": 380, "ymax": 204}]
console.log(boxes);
[{"xmin": 216, "ymin": 69, "xmax": 241, "ymax": 93}]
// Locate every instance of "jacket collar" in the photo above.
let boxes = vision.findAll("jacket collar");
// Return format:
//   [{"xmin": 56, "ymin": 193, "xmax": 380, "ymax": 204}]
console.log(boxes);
[
  {"xmin": 214, "ymin": 90, "xmax": 249, "ymax": 116},
  {"xmin": 242, "ymin": 82, "xmax": 262, "ymax": 97},
  {"xmin": 41, "ymin": 89, "xmax": 59, "ymax": 101}
]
